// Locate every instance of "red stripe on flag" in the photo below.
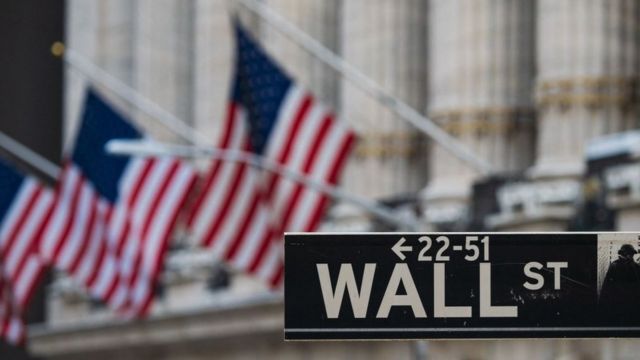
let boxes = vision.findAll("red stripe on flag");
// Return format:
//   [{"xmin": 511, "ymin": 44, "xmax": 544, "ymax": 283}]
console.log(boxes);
[
  {"xmin": 124, "ymin": 160, "xmax": 181, "ymax": 312},
  {"xmin": 223, "ymin": 191, "xmax": 262, "ymax": 260},
  {"xmin": 0, "ymin": 187, "xmax": 42, "ymax": 264},
  {"xmin": 264, "ymin": 95, "xmax": 313, "ymax": 198},
  {"xmin": 21, "ymin": 188, "xmax": 55, "ymax": 308},
  {"xmin": 50, "ymin": 173, "xmax": 84, "ymax": 264},
  {"xmin": 277, "ymin": 114, "xmax": 333, "ymax": 232},
  {"xmin": 247, "ymin": 229, "xmax": 273, "ymax": 273},
  {"xmin": 103, "ymin": 264, "xmax": 121, "ymax": 305},
  {"xmin": 202, "ymin": 164, "xmax": 248, "ymax": 247},
  {"xmin": 138, "ymin": 166, "xmax": 196, "ymax": 317},
  {"xmin": 187, "ymin": 104, "xmax": 238, "ymax": 227},
  {"xmin": 141, "ymin": 161, "xmax": 180, "ymax": 240},
  {"xmin": 201, "ymin": 139, "xmax": 252, "ymax": 247},
  {"xmin": 305, "ymin": 130, "xmax": 356, "ymax": 231},
  {"xmin": 237, "ymin": 97, "xmax": 319, "ymax": 273},
  {"xmin": 328, "ymin": 132, "xmax": 356, "ymax": 185},
  {"xmin": 86, "ymin": 205, "xmax": 114, "ymax": 288},
  {"xmin": 127, "ymin": 159, "xmax": 155, "ymax": 209},
  {"xmin": 112, "ymin": 160, "xmax": 153, "ymax": 258},
  {"xmin": 85, "ymin": 235, "xmax": 107, "ymax": 288},
  {"xmin": 19, "ymin": 260, "xmax": 46, "ymax": 312},
  {"xmin": 269, "ymin": 262, "xmax": 284, "ymax": 288},
  {"xmin": 68, "ymin": 194, "xmax": 99, "ymax": 274},
  {"xmin": 111, "ymin": 160, "xmax": 160, "ymax": 312},
  {"xmin": 2, "ymin": 188, "xmax": 49, "ymax": 309}
]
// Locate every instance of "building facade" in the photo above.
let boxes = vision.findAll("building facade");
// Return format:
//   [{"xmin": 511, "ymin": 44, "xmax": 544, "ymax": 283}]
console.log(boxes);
[{"xmin": 29, "ymin": 0, "xmax": 640, "ymax": 359}]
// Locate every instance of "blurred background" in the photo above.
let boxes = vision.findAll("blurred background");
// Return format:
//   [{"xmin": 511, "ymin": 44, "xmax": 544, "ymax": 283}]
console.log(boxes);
[{"xmin": 1, "ymin": 0, "xmax": 639, "ymax": 358}]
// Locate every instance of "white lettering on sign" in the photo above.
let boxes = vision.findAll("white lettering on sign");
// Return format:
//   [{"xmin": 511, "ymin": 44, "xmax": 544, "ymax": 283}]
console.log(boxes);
[
  {"xmin": 523, "ymin": 261, "xmax": 568, "ymax": 291},
  {"xmin": 480, "ymin": 263, "xmax": 518, "ymax": 318},
  {"xmin": 391, "ymin": 237, "xmax": 412, "ymax": 261},
  {"xmin": 523, "ymin": 262, "xmax": 544, "ymax": 290},
  {"xmin": 316, "ymin": 263, "xmax": 376, "ymax": 319},
  {"xmin": 433, "ymin": 263, "xmax": 472, "ymax": 318},
  {"xmin": 376, "ymin": 263, "xmax": 427, "ymax": 318},
  {"xmin": 316, "ymin": 261, "xmax": 521, "ymax": 319},
  {"xmin": 547, "ymin": 262, "xmax": 568, "ymax": 290}
]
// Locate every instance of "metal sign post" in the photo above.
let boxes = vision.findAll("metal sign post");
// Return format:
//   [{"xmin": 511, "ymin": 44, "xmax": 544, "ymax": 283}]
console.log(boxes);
[{"xmin": 285, "ymin": 232, "xmax": 640, "ymax": 340}]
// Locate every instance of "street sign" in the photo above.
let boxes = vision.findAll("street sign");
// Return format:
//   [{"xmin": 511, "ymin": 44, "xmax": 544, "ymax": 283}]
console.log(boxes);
[{"xmin": 284, "ymin": 232, "xmax": 640, "ymax": 340}]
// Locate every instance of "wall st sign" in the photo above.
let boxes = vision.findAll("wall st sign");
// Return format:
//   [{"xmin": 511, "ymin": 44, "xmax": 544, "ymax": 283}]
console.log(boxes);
[{"xmin": 285, "ymin": 232, "xmax": 640, "ymax": 340}]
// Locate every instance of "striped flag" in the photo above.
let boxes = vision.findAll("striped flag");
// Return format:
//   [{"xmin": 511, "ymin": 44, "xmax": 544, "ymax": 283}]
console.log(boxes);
[
  {"xmin": 0, "ymin": 276, "xmax": 25, "ymax": 345},
  {"xmin": 188, "ymin": 22, "xmax": 355, "ymax": 287},
  {"xmin": 0, "ymin": 159, "xmax": 53, "ymax": 345},
  {"xmin": 40, "ymin": 90, "xmax": 196, "ymax": 317}
]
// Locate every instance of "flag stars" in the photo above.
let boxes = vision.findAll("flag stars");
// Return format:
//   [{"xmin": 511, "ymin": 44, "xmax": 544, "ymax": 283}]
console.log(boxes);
[{"xmin": 233, "ymin": 24, "xmax": 293, "ymax": 154}]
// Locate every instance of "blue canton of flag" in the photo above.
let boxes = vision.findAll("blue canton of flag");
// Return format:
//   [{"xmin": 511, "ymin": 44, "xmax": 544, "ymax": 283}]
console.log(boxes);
[
  {"xmin": 189, "ymin": 21, "xmax": 356, "ymax": 287},
  {"xmin": 72, "ymin": 91, "xmax": 140, "ymax": 201},
  {"xmin": 231, "ymin": 24, "xmax": 292, "ymax": 155},
  {"xmin": 41, "ymin": 89, "xmax": 196, "ymax": 317}
]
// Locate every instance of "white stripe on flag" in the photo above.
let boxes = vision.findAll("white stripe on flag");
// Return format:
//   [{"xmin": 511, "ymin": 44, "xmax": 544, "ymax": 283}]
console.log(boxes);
[
  {"xmin": 212, "ymin": 166, "xmax": 260, "ymax": 258},
  {"xmin": 5, "ymin": 182, "xmax": 49, "ymax": 276},
  {"xmin": 192, "ymin": 161, "xmax": 235, "ymax": 243},
  {"xmin": 13, "ymin": 257, "xmax": 40, "ymax": 307},
  {"xmin": 109, "ymin": 276, "xmax": 128, "ymax": 310},
  {"xmin": 119, "ymin": 157, "xmax": 146, "ymax": 200},
  {"xmin": 119, "ymin": 160, "xmax": 167, "ymax": 283},
  {"xmin": 41, "ymin": 166, "xmax": 81, "ymax": 260},
  {"xmin": 270, "ymin": 104, "xmax": 327, "ymax": 220},
  {"xmin": 287, "ymin": 122, "xmax": 348, "ymax": 231},
  {"xmin": 83, "ymin": 158, "xmax": 150, "ymax": 304},
  {"xmin": 75, "ymin": 200, "xmax": 108, "ymax": 284},
  {"xmin": 107, "ymin": 158, "xmax": 145, "ymax": 250},
  {"xmin": 255, "ymin": 241, "xmax": 282, "ymax": 283},
  {"xmin": 57, "ymin": 183, "xmax": 94, "ymax": 270},
  {"xmin": 131, "ymin": 163, "xmax": 194, "ymax": 308},
  {"xmin": 6, "ymin": 316, "xmax": 23, "ymax": 344},
  {"xmin": 263, "ymin": 86, "xmax": 306, "ymax": 159},
  {"xmin": 90, "ymin": 252, "xmax": 117, "ymax": 299},
  {"xmin": 192, "ymin": 110, "xmax": 248, "ymax": 243},
  {"xmin": 230, "ymin": 203, "xmax": 270, "ymax": 270},
  {"xmin": 132, "ymin": 159, "xmax": 172, "ymax": 227}
]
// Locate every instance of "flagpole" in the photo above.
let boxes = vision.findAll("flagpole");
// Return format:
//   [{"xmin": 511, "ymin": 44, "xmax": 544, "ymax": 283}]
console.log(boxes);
[
  {"xmin": 107, "ymin": 139, "xmax": 421, "ymax": 231},
  {"xmin": 0, "ymin": 131, "xmax": 61, "ymax": 179},
  {"xmin": 234, "ymin": 0, "xmax": 492, "ymax": 176}
]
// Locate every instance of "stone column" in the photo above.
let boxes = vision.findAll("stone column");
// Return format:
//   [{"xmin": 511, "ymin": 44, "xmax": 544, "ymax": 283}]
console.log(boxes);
[
  {"xmin": 423, "ymin": 0, "xmax": 535, "ymax": 229},
  {"xmin": 490, "ymin": 0, "xmax": 640, "ymax": 232},
  {"xmin": 533, "ymin": 0, "xmax": 640, "ymax": 234},
  {"xmin": 192, "ymin": 0, "xmax": 234, "ymax": 147},
  {"xmin": 132, "ymin": 0, "xmax": 195, "ymax": 142},
  {"xmin": 533, "ymin": 0, "xmax": 639, "ymax": 179},
  {"xmin": 341, "ymin": 0, "xmax": 428, "ymax": 201}
]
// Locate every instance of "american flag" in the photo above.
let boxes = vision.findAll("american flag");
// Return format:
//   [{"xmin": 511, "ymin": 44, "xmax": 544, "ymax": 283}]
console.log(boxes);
[
  {"xmin": 188, "ymin": 22, "xmax": 355, "ymax": 287},
  {"xmin": 0, "ymin": 159, "xmax": 52, "ymax": 345},
  {"xmin": 40, "ymin": 90, "xmax": 196, "ymax": 317},
  {"xmin": 0, "ymin": 278, "xmax": 24, "ymax": 345}
]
